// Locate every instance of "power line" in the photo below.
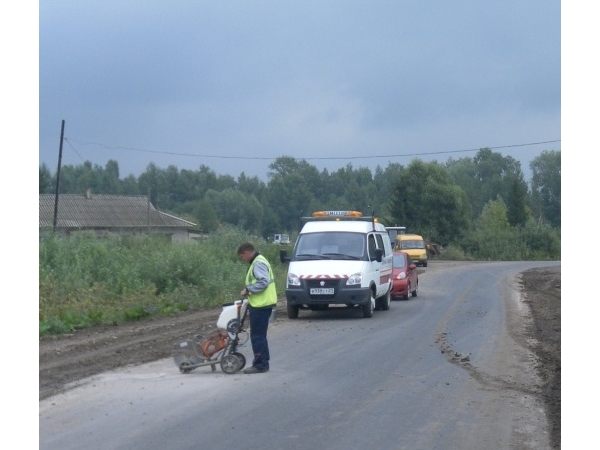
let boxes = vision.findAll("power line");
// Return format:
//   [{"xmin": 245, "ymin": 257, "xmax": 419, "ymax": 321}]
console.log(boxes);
[
  {"xmin": 63, "ymin": 137, "xmax": 86, "ymax": 163},
  {"xmin": 63, "ymin": 138, "xmax": 560, "ymax": 162}
]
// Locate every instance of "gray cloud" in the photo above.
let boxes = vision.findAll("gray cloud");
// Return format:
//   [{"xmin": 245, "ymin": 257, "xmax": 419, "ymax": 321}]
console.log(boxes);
[{"xmin": 39, "ymin": 0, "xmax": 560, "ymax": 180}]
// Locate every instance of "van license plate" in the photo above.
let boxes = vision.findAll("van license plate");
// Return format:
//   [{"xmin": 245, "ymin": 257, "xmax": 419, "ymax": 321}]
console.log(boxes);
[{"xmin": 310, "ymin": 288, "xmax": 334, "ymax": 295}]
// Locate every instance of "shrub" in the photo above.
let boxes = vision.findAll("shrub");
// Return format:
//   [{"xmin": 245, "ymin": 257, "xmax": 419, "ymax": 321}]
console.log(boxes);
[{"xmin": 39, "ymin": 229, "xmax": 288, "ymax": 336}]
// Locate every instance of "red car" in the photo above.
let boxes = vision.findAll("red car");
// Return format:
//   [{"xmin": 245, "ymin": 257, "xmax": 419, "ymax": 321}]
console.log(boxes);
[{"xmin": 390, "ymin": 251, "xmax": 418, "ymax": 300}]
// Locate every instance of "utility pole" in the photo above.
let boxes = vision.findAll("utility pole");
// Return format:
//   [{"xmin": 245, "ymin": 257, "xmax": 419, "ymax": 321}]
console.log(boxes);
[{"xmin": 53, "ymin": 120, "xmax": 65, "ymax": 231}]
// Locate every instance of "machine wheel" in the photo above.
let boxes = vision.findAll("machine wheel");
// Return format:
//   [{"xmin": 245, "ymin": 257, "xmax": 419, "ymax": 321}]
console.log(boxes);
[
  {"xmin": 422, "ymin": 261, "xmax": 428, "ymax": 267},
  {"xmin": 221, "ymin": 352, "xmax": 246, "ymax": 374},
  {"xmin": 234, "ymin": 352, "xmax": 246, "ymax": 370},
  {"xmin": 362, "ymin": 294, "xmax": 375, "ymax": 318},
  {"xmin": 174, "ymin": 352, "xmax": 199, "ymax": 374},
  {"xmin": 179, "ymin": 361, "xmax": 193, "ymax": 374},
  {"xmin": 287, "ymin": 303, "xmax": 299, "ymax": 319}
]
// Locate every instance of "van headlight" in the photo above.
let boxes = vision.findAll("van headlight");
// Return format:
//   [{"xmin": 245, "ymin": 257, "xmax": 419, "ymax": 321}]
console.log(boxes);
[
  {"xmin": 346, "ymin": 273, "xmax": 362, "ymax": 286},
  {"xmin": 287, "ymin": 273, "xmax": 301, "ymax": 286}
]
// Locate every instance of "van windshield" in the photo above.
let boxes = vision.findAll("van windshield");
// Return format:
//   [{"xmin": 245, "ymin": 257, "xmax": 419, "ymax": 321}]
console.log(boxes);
[
  {"xmin": 292, "ymin": 232, "xmax": 365, "ymax": 261},
  {"xmin": 400, "ymin": 240, "xmax": 425, "ymax": 249}
]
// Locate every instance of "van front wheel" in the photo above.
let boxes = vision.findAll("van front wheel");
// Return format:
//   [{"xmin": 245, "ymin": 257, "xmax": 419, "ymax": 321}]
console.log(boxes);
[
  {"xmin": 376, "ymin": 288, "xmax": 391, "ymax": 311},
  {"xmin": 287, "ymin": 304, "xmax": 299, "ymax": 319},
  {"xmin": 362, "ymin": 295, "xmax": 375, "ymax": 318}
]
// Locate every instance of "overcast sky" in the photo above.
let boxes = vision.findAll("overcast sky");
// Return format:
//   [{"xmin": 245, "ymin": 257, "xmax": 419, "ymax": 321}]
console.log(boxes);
[{"xmin": 38, "ymin": 1, "xmax": 561, "ymax": 181}]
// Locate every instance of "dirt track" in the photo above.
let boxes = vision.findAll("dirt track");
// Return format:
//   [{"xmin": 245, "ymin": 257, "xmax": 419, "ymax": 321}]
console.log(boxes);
[{"xmin": 39, "ymin": 263, "xmax": 560, "ymax": 448}]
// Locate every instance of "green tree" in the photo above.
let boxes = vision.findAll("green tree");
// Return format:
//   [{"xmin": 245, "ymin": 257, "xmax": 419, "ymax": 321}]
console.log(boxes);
[
  {"xmin": 195, "ymin": 165, "xmax": 220, "ymax": 196},
  {"xmin": 138, "ymin": 163, "xmax": 168, "ymax": 208},
  {"xmin": 177, "ymin": 199, "xmax": 219, "ymax": 232},
  {"xmin": 39, "ymin": 164, "xmax": 54, "ymax": 193},
  {"xmin": 267, "ymin": 157, "xmax": 321, "ymax": 232},
  {"xmin": 98, "ymin": 160, "xmax": 122, "ymax": 194},
  {"xmin": 529, "ymin": 150, "xmax": 561, "ymax": 228},
  {"xmin": 506, "ymin": 175, "xmax": 530, "ymax": 227},
  {"xmin": 237, "ymin": 173, "xmax": 268, "ymax": 204},
  {"xmin": 388, "ymin": 160, "xmax": 470, "ymax": 245},
  {"xmin": 161, "ymin": 165, "xmax": 181, "ymax": 209},
  {"xmin": 478, "ymin": 197, "xmax": 510, "ymax": 231},
  {"xmin": 325, "ymin": 165, "xmax": 374, "ymax": 213},
  {"xmin": 461, "ymin": 198, "xmax": 513, "ymax": 260},
  {"xmin": 519, "ymin": 219, "xmax": 561, "ymax": 259},
  {"xmin": 197, "ymin": 200, "xmax": 219, "ymax": 232},
  {"xmin": 121, "ymin": 174, "xmax": 140, "ymax": 195},
  {"xmin": 173, "ymin": 168, "xmax": 203, "ymax": 203},
  {"xmin": 204, "ymin": 188, "xmax": 264, "ymax": 233},
  {"xmin": 57, "ymin": 161, "xmax": 100, "ymax": 194},
  {"xmin": 460, "ymin": 198, "xmax": 560, "ymax": 260},
  {"xmin": 214, "ymin": 173, "xmax": 238, "ymax": 192},
  {"xmin": 445, "ymin": 156, "xmax": 479, "ymax": 219},
  {"xmin": 266, "ymin": 173, "xmax": 313, "ymax": 232},
  {"xmin": 446, "ymin": 148, "xmax": 527, "ymax": 221},
  {"xmin": 373, "ymin": 163, "xmax": 404, "ymax": 224}
]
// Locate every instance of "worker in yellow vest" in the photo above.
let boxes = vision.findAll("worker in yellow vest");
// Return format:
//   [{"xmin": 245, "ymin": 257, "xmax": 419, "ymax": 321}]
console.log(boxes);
[{"xmin": 237, "ymin": 242, "xmax": 277, "ymax": 374}]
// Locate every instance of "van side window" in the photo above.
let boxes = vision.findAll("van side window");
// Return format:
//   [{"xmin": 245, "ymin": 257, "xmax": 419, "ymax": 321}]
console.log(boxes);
[
  {"xmin": 368, "ymin": 234, "xmax": 377, "ymax": 258},
  {"xmin": 375, "ymin": 234, "xmax": 386, "ymax": 255}
]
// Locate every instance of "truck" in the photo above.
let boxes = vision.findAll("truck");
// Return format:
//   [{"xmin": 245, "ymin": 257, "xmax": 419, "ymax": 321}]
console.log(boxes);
[
  {"xmin": 279, "ymin": 210, "xmax": 393, "ymax": 319},
  {"xmin": 385, "ymin": 226, "xmax": 406, "ymax": 243},
  {"xmin": 273, "ymin": 234, "xmax": 291, "ymax": 245}
]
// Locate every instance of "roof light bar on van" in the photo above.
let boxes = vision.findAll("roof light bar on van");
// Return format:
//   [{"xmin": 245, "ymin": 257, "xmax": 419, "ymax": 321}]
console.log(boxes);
[
  {"xmin": 301, "ymin": 210, "xmax": 378, "ymax": 223},
  {"xmin": 311, "ymin": 210, "xmax": 363, "ymax": 218}
]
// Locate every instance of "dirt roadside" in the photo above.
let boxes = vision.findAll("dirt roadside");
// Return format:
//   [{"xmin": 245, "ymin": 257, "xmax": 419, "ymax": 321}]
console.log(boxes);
[
  {"xmin": 518, "ymin": 265, "xmax": 561, "ymax": 449},
  {"xmin": 39, "ymin": 263, "xmax": 560, "ymax": 448}
]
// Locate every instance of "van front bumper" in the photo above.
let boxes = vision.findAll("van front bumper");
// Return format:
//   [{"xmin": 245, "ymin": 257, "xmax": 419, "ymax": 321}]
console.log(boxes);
[{"xmin": 285, "ymin": 285, "xmax": 371, "ymax": 307}]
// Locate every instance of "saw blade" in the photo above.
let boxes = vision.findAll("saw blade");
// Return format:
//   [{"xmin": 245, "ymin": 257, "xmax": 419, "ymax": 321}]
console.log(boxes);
[{"xmin": 173, "ymin": 351, "xmax": 202, "ymax": 367}]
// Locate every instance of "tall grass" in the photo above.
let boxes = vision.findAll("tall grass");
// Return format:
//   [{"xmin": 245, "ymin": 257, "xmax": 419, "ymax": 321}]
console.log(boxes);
[
  {"xmin": 456, "ymin": 220, "xmax": 561, "ymax": 261},
  {"xmin": 39, "ymin": 222, "xmax": 559, "ymax": 336},
  {"xmin": 39, "ymin": 229, "xmax": 289, "ymax": 335}
]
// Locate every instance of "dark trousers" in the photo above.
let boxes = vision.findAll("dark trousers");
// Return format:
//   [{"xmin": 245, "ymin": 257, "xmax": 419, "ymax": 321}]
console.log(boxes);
[{"xmin": 248, "ymin": 306, "xmax": 272, "ymax": 370}]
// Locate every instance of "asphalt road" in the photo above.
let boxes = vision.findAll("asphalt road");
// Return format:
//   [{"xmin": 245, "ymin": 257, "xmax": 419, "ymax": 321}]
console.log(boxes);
[{"xmin": 39, "ymin": 260, "xmax": 559, "ymax": 450}]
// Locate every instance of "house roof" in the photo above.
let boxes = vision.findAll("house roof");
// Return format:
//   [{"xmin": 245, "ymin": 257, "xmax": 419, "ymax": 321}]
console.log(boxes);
[{"xmin": 39, "ymin": 194, "xmax": 196, "ymax": 229}]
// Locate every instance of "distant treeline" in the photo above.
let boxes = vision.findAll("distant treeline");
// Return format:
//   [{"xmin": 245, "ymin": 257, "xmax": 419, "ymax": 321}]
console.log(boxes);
[{"xmin": 40, "ymin": 148, "xmax": 560, "ymax": 258}]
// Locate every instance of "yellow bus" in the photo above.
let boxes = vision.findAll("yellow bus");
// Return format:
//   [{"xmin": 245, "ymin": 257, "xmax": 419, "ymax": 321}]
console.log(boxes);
[{"xmin": 395, "ymin": 234, "xmax": 427, "ymax": 267}]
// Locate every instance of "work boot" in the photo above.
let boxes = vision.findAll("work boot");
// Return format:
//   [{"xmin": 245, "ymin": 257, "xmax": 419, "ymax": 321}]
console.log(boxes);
[{"xmin": 243, "ymin": 366, "xmax": 268, "ymax": 374}]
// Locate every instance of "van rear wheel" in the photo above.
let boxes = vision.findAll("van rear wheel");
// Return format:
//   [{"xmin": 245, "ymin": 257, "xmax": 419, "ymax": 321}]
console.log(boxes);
[{"xmin": 287, "ymin": 304, "xmax": 299, "ymax": 319}]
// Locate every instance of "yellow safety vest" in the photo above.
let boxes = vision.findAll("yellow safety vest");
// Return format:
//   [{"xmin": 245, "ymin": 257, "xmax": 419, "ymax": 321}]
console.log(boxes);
[{"xmin": 245, "ymin": 254, "xmax": 277, "ymax": 308}]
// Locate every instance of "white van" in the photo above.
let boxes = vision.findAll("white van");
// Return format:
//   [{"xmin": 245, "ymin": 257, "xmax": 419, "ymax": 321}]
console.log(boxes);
[{"xmin": 279, "ymin": 211, "xmax": 393, "ymax": 319}]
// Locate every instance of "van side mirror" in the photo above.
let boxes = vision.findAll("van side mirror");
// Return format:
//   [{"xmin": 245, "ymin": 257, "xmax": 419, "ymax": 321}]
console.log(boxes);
[
  {"xmin": 374, "ymin": 248, "xmax": 383, "ymax": 263},
  {"xmin": 280, "ymin": 249, "xmax": 290, "ymax": 263}
]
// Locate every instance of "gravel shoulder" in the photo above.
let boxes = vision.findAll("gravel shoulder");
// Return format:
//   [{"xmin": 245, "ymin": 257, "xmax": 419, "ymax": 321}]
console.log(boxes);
[
  {"xmin": 39, "ymin": 262, "xmax": 560, "ymax": 447},
  {"xmin": 518, "ymin": 265, "xmax": 561, "ymax": 449}
]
